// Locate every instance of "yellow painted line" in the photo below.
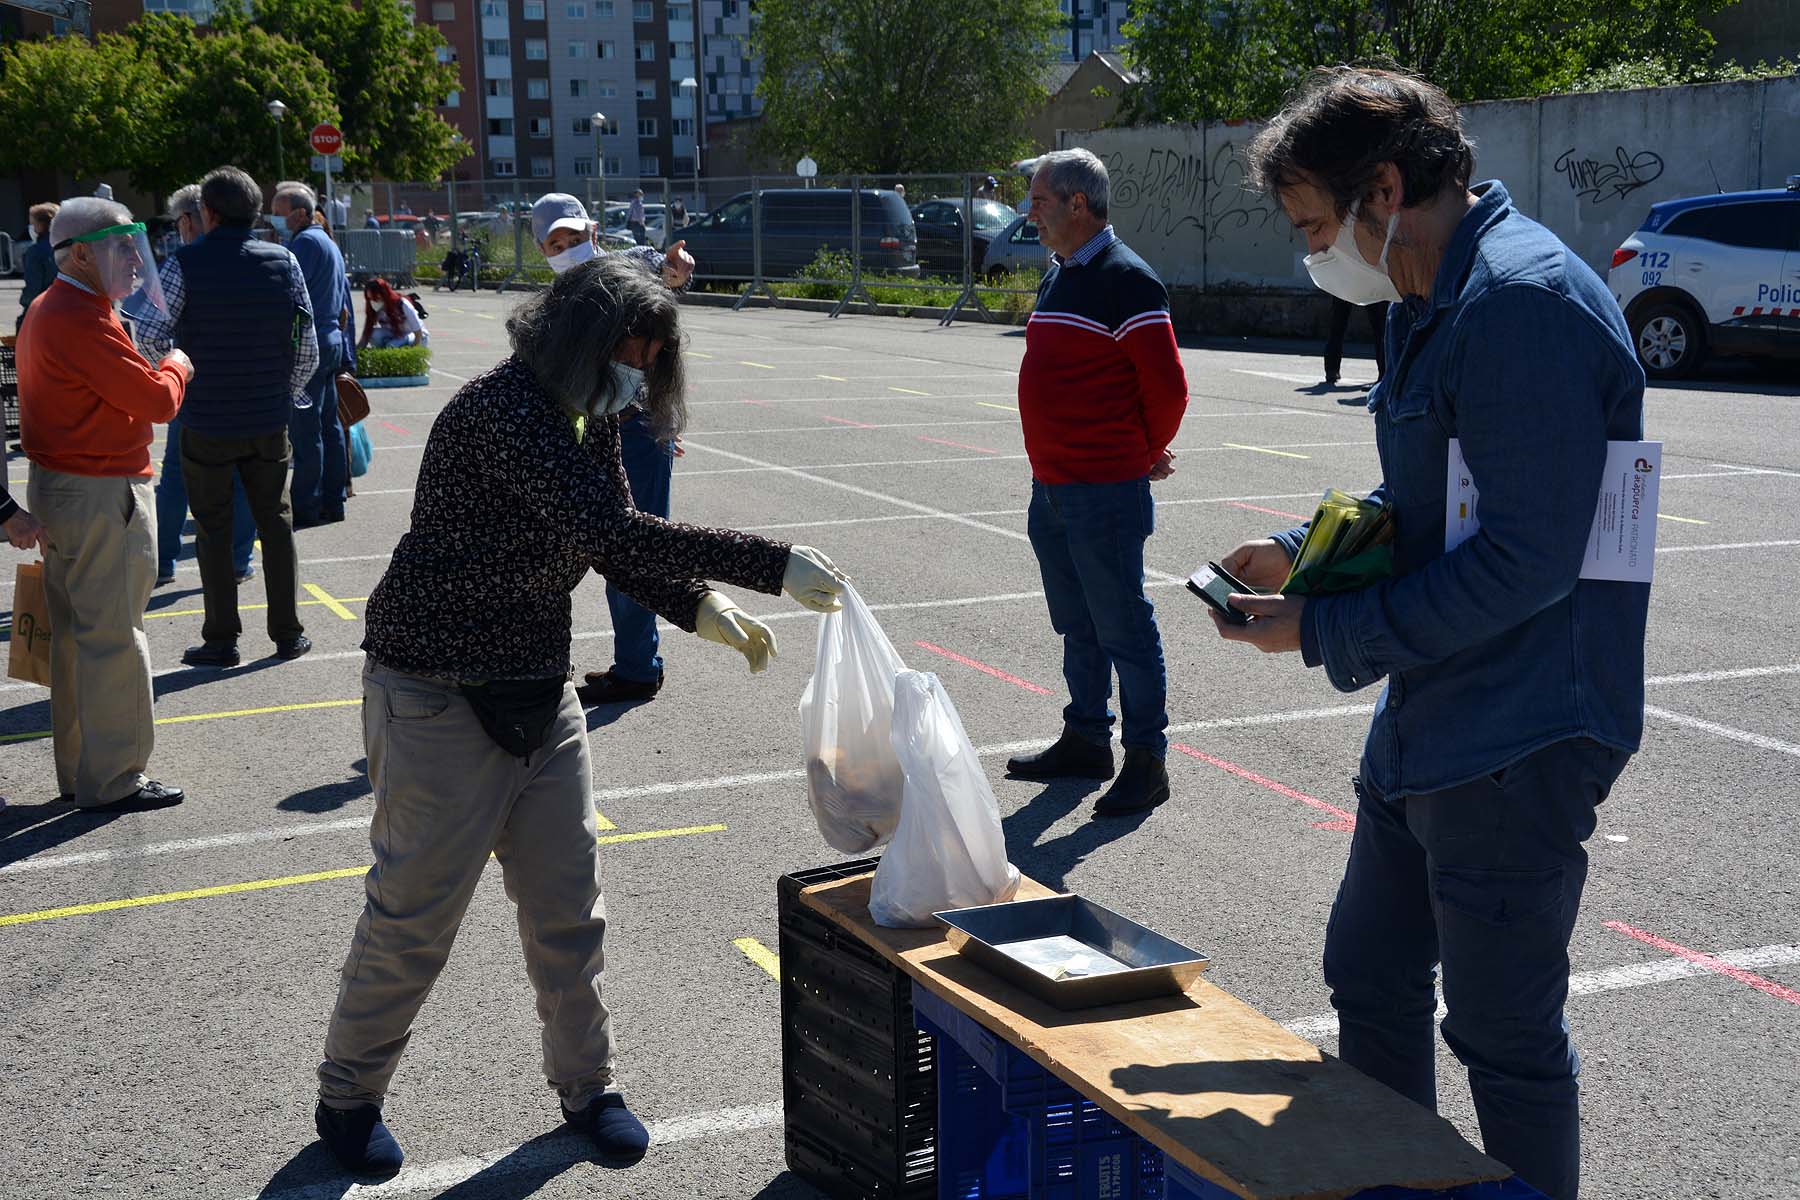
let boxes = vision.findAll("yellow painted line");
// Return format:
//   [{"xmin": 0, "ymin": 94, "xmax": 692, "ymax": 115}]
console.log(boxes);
[
  {"xmin": 685, "ymin": 351, "xmax": 714, "ymax": 359},
  {"xmin": 740, "ymin": 360, "xmax": 776, "ymax": 369},
  {"xmin": 0, "ymin": 698, "xmax": 361, "ymax": 743},
  {"xmin": 1224, "ymin": 442, "xmax": 1310, "ymax": 460},
  {"xmin": 0, "ymin": 823, "xmax": 726, "ymax": 929},
  {"xmin": 476, "ymin": 313, "xmax": 497, "ymax": 321},
  {"xmin": 977, "ymin": 401, "xmax": 1019, "ymax": 412},
  {"xmin": 593, "ymin": 808, "xmax": 617, "ymax": 831},
  {"xmin": 1658, "ymin": 513, "xmax": 1709, "ymax": 525},
  {"xmin": 816, "ymin": 373, "xmax": 847, "ymax": 382},
  {"xmin": 448, "ymin": 306, "xmax": 468, "ymax": 313},
  {"xmin": 733, "ymin": 936, "xmax": 780, "ymax": 978},
  {"xmin": 148, "ymin": 595, "xmax": 369, "ymax": 620},
  {"xmin": 889, "ymin": 386, "xmax": 931, "ymax": 396},
  {"xmin": 303, "ymin": 582, "xmax": 358, "ymax": 621}
]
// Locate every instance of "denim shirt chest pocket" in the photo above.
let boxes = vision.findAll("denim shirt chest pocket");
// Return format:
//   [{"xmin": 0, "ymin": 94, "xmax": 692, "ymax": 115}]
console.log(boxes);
[{"xmin": 1371, "ymin": 340, "xmax": 1454, "ymax": 578}]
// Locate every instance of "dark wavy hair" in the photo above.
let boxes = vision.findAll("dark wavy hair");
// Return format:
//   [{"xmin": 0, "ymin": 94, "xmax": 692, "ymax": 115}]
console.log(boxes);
[
  {"xmin": 1246, "ymin": 66, "xmax": 1475, "ymax": 220},
  {"xmin": 506, "ymin": 253, "xmax": 687, "ymax": 438},
  {"xmin": 364, "ymin": 277, "xmax": 407, "ymax": 336}
]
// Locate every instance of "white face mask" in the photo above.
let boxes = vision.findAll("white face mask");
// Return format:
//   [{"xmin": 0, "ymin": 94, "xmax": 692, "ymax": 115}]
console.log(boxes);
[
  {"xmin": 1303, "ymin": 200, "xmax": 1401, "ymax": 306},
  {"xmin": 594, "ymin": 360, "xmax": 645, "ymax": 416},
  {"xmin": 546, "ymin": 239, "xmax": 597, "ymax": 275}
]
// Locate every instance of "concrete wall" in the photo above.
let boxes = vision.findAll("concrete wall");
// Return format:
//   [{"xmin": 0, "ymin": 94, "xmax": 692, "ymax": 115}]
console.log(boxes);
[{"xmin": 1059, "ymin": 75, "xmax": 1800, "ymax": 311}]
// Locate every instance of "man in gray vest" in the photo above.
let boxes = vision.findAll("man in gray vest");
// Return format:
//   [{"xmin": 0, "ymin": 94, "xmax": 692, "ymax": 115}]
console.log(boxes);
[{"xmin": 135, "ymin": 165, "xmax": 318, "ymax": 667}]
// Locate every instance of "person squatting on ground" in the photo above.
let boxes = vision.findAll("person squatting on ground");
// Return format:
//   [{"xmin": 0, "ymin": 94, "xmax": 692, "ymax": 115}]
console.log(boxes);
[
  {"xmin": 1215, "ymin": 67, "xmax": 1650, "ymax": 1200},
  {"xmin": 312, "ymin": 253, "xmax": 849, "ymax": 1175},
  {"xmin": 17, "ymin": 196, "xmax": 193, "ymax": 811},
  {"xmin": 357, "ymin": 277, "xmax": 428, "ymax": 350},
  {"xmin": 151, "ymin": 182, "xmax": 257, "ymax": 586},
  {"xmin": 1003, "ymin": 148, "xmax": 1190, "ymax": 817},
  {"xmin": 272, "ymin": 181, "xmax": 354, "ymax": 528},
  {"xmin": 528, "ymin": 192, "xmax": 698, "ymax": 707},
  {"xmin": 134, "ymin": 165, "xmax": 319, "ymax": 669}
]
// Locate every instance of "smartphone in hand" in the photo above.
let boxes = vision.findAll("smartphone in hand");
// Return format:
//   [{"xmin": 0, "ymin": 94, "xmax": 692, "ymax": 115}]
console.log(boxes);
[{"xmin": 1187, "ymin": 561, "xmax": 1263, "ymax": 625}]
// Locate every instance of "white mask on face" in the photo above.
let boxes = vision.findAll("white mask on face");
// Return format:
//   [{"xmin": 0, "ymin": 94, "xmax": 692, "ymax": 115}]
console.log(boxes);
[
  {"xmin": 1304, "ymin": 199, "xmax": 1401, "ymax": 306},
  {"xmin": 594, "ymin": 360, "xmax": 645, "ymax": 416},
  {"xmin": 546, "ymin": 239, "xmax": 597, "ymax": 274}
]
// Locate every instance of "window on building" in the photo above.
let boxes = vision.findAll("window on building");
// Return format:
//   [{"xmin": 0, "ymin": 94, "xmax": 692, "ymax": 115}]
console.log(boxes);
[
  {"xmin": 723, "ymin": 0, "xmax": 738, "ymax": 15},
  {"xmin": 600, "ymin": 116, "xmax": 620, "ymax": 135},
  {"xmin": 567, "ymin": 40, "xmax": 589, "ymax": 57},
  {"xmin": 574, "ymin": 158, "xmax": 594, "ymax": 177},
  {"xmin": 569, "ymin": 78, "xmax": 589, "ymax": 96},
  {"xmin": 672, "ymin": 156, "xmax": 693, "ymax": 175},
  {"xmin": 443, "ymin": 91, "xmax": 460, "ymax": 108},
  {"xmin": 566, "ymin": 1, "xmax": 585, "ymax": 15},
  {"xmin": 527, "ymin": 77, "xmax": 550, "ymax": 98},
  {"xmin": 435, "ymin": 45, "xmax": 452, "ymax": 62},
  {"xmin": 637, "ymin": 117, "xmax": 657, "ymax": 137},
  {"xmin": 668, "ymin": 41, "xmax": 693, "ymax": 59},
  {"xmin": 525, "ymin": 38, "xmax": 548, "ymax": 59},
  {"xmin": 636, "ymin": 79, "xmax": 655, "ymax": 100},
  {"xmin": 532, "ymin": 156, "xmax": 554, "ymax": 177},
  {"xmin": 486, "ymin": 78, "xmax": 512, "ymax": 96},
  {"xmin": 529, "ymin": 116, "xmax": 552, "ymax": 137},
  {"xmin": 483, "ymin": 38, "xmax": 510, "ymax": 56},
  {"xmin": 667, "ymin": 3, "xmax": 689, "ymax": 18},
  {"xmin": 595, "ymin": 0, "xmax": 614, "ymax": 14},
  {"xmin": 605, "ymin": 156, "xmax": 622, "ymax": 175},
  {"xmin": 522, "ymin": 0, "xmax": 545, "ymax": 16},
  {"xmin": 573, "ymin": 116, "xmax": 593, "ymax": 134},
  {"xmin": 481, "ymin": 0, "xmax": 504, "ymax": 15},
  {"xmin": 672, "ymin": 117, "xmax": 693, "ymax": 136},
  {"xmin": 487, "ymin": 117, "xmax": 515, "ymax": 135},
  {"xmin": 635, "ymin": 39, "xmax": 655, "ymax": 60},
  {"xmin": 493, "ymin": 158, "xmax": 516, "ymax": 177},
  {"xmin": 632, "ymin": 0, "xmax": 652, "ymax": 18},
  {"xmin": 597, "ymin": 39, "xmax": 616, "ymax": 58},
  {"xmin": 431, "ymin": 3, "xmax": 454, "ymax": 22},
  {"xmin": 597, "ymin": 80, "xmax": 619, "ymax": 97},
  {"xmin": 639, "ymin": 155, "xmax": 660, "ymax": 176}
]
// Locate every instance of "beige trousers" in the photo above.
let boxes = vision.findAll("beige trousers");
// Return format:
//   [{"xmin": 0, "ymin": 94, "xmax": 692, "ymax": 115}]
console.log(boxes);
[
  {"xmin": 319, "ymin": 660, "xmax": 613, "ymax": 1111},
  {"xmin": 26, "ymin": 466, "xmax": 157, "ymax": 806}
]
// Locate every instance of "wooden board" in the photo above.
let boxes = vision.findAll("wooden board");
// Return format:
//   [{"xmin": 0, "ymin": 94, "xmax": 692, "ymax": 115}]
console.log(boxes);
[{"xmin": 800, "ymin": 871, "xmax": 1507, "ymax": 1200}]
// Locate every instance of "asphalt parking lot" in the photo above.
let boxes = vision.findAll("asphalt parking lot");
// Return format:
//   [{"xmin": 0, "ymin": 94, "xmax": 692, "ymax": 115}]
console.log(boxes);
[{"xmin": 1, "ymin": 279, "xmax": 1796, "ymax": 1200}]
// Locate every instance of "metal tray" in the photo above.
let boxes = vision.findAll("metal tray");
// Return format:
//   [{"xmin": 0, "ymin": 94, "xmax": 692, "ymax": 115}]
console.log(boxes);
[{"xmin": 934, "ymin": 894, "xmax": 1210, "ymax": 1010}]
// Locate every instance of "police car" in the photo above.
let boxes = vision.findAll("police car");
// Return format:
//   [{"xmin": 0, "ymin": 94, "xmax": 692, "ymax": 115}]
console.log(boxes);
[{"xmin": 1607, "ymin": 177, "xmax": 1800, "ymax": 378}]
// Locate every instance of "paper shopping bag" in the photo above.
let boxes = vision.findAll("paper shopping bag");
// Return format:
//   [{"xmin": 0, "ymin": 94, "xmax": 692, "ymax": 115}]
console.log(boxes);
[{"xmin": 8, "ymin": 560, "xmax": 51, "ymax": 686}]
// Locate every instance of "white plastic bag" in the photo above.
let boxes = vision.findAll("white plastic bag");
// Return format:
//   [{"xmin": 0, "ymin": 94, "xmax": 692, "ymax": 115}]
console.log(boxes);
[
  {"xmin": 798, "ymin": 583, "xmax": 908, "ymax": 853},
  {"xmin": 869, "ymin": 670, "xmax": 1021, "ymax": 928}
]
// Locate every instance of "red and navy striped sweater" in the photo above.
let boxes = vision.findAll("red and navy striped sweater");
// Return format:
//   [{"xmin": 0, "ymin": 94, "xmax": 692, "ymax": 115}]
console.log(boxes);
[{"xmin": 1019, "ymin": 235, "xmax": 1189, "ymax": 484}]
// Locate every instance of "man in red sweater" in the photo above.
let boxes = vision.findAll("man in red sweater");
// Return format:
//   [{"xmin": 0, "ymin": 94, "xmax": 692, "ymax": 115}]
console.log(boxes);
[
  {"xmin": 1004, "ymin": 149, "xmax": 1189, "ymax": 816},
  {"xmin": 18, "ymin": 197, "xmax": 193, "ymax": 811}
]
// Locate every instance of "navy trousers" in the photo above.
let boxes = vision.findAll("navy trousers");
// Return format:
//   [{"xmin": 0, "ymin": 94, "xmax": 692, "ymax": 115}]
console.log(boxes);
[
  {"xmin": 289, "ymin": 340, "xmax": 347, "ymax": 524},
  {"xmin": 602, "ymin": 411, "xmax": 674, "ymax": 682}
]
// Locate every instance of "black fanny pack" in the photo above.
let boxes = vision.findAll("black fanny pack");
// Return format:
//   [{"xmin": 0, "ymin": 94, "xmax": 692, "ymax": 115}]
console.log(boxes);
[{"xmin": 460, "ymin": 678, "xmax": 567, "ymax": 759}]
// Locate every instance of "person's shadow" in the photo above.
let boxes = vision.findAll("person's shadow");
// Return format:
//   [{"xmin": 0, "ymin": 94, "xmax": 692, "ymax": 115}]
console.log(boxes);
[
  {"xmin": 279, "ymin": 759, "xmax": 371, "ymax": 813},
  {"xmin": 1001, "ymin": 778, "xmax": 1150, "ymax": 893},
  {"xmin": 257, "ymin": 1127, "xmax": 636, "ymax": 1200},
  {"xmin": 0, "ymin": 798, "xmax": 125, "ymax": 867}
]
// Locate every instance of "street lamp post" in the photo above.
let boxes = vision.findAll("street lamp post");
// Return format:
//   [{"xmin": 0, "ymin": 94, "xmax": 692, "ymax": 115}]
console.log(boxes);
[
  {"xmin": 679, "ymin": 76, "xmax": 700, "ymax": 215},
  {"xmin": 448, "ymin": 132, "xmax": 462, "ymax": 249},
  {"xmin": 267, "ymin": 98, "xmax": 288, "ymax": 179},
  {"xmin": 591, "ymin": 111, "xmax": 607, "ymax": 218}
]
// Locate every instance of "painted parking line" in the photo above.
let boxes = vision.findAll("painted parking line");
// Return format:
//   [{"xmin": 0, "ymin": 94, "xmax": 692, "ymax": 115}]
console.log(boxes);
[
  {"xmin": 430, "ymin": 367, "xmax": 469, "ymax": 383},
  {"xmin": 1228, "ymin": 501, "xmax": 1309, "ymax": 520},
  {"xmin": 890, "ymin": 386, "xmax": 932, "ymax": 396},
  {"xmin": 733, "ymin": 936, "xmax": 780, "ymax": 979},
  {"xmin": 1657, "ymin": 513, "xmax": 1709, "ymax": 525},
  {"xmin": 821, "ymin": 414, "xmax": 878, "ymax": 429},
  {"xmin": 816, "ymin": 373, "xmax": 847, "ymax": 381},
  {"xmin": 302, "ymin": 583, "xmax": 359, "ymax": 621},
  {"xmin": 1657, "ymin": 539, "xmax": 1800, "ymax": 554},
  {"xmin": 917, "ymin": 435, "xmax": 999, "ymax": 454},
  {"xmin": 913, "ymin": 641, "xmax": 1052, "ymax": 695},
  {"xmin": 0, "ymin": 824, "xmax": 727, "ymax": 929},
  {"xmin": 1645, "ymin": 704, "xmax": 1800, "ymax": 758},
  {"xmin": 146, "ymin": 594, "xmax": 368, "ymax": 621},
  {"xmin": 1224, "ymin": 441, "xmax": 1311, "ymax": 460},
  {"xmin": 1232, "ymin": 368, "xmax": 1377, "ymax": 387},
  {"xmin": 738, "ymin": 418, "xmax": 1012, "ymax": 434},
  {"xmin": 1171, "ymin": 744, "xmax": 1356, "ymax": 832},
  {"xmin": 739, "ymin": 360, "xmax": 777, "ymax": 369},
  {"xmin": 0, "ymin": 698, "xmax": 361, "ymax": 744},
  {"xmin": 379, "ymin": 420, "xmax": 412, "ymax": 436},
  {"xmin": 978, "ymin": 402, "xmax": 1019, "ymax": 413},
  {"xmin": 1603, "ymin": 921, "xmax": 1800, "ymax": 1007}
]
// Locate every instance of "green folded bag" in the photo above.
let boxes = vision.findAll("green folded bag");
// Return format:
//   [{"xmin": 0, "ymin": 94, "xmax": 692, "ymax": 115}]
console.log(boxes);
[{"xmin": 1281, "ymin": 545, "xmax": 1394, "ymax": 597}]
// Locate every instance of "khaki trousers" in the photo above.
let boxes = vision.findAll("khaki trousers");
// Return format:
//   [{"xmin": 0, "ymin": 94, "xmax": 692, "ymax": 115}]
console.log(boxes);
[
  {"xmin": 319, "ymin": 660, "xmax": 613, "ymax": 1110},
  {"xmin": 26, "ymin": 466, "xmax": 156, "ymax": 806}
]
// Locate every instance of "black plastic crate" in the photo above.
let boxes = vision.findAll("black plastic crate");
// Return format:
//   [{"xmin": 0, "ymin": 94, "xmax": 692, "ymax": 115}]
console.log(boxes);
[
  {"xmin": 1, "ymin": 341, "xmax": 18, "ymax": 439},
  {"xmin": 780, "ymin": 859, "xmax": 938, "ymax": 1200}
]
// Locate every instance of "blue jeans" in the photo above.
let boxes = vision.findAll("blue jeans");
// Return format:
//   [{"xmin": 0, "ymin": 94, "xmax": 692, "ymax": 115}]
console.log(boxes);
[
  {"xmin": 156, "ymin": 413, "xmax": 253, "ymax": 578},
  {"xmin": 1025, "ymin": 477, "xmax": 1167, "ymax": 755},
  {"xmin": 604, "ymin": 412, "xmax": 674, "ymax": 681},
  {"xmin": 289, "ymin": 341, "xmax": 347, "ymax": 523},
  {"xmin": 1324, "ymin": 737, "xmax": 1630, "ymax": 1200}
]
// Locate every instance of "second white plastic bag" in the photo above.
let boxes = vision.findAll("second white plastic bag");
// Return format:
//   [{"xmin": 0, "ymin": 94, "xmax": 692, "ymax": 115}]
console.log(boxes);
[
  {"xmin": 869, "ymin": 670, "xmax": 1021, "ymax": 928},
  {"xmin": 798, "ymin": 583, "xmax": 908, "ymax": 853}
]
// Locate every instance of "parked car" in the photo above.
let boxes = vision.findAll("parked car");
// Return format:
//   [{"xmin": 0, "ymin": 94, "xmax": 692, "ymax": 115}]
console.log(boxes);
[
  {"xmin": 604, "ymin": 201, "xmax": 668, "ymax": 246},
  {"xmin": 980, "ymin": 215, "xmax": 1050, "ymax": 280},
  {"xmin": 910, "ymin": 197, "xmax": 1019, "ymax": 275},
  {"xmin": 1608, "ymin": 179, "xmax": 1800, "ymax": 378},
  {"xmin": 678, "ymin": 188, "xmax": 918, "ymax": 281}
]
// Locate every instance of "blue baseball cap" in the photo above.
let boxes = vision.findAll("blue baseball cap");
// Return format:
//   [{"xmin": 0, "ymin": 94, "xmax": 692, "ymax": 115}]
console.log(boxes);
[{"xmin": 531, "ymin": 193, "xmax": 592, "ymax": 243}]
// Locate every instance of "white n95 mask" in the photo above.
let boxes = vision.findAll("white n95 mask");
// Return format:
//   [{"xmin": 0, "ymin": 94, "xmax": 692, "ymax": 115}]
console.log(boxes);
[
  {"xmin": 547, "ymin": 239, "xmax": 598, "ymax": 274},
  {"xmin": 594, "ymin": 361, "xmax": 645, "ymax": 416},
  {"xmin": 1304, "ymin": 200, "xmax": 1400, "ymax": 306}
]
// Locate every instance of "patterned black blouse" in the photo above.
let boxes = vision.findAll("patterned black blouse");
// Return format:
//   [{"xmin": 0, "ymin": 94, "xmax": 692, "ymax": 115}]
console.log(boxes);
[{"xmin": 362, "ymin": 356, "xmax": 791, "ymax": 682}]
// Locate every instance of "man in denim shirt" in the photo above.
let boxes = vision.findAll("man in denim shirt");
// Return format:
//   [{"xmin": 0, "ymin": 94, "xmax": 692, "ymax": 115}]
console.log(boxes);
[{"xmin": 1214, "ymin": 69, "xmax": 1648, "ymax": 1200}]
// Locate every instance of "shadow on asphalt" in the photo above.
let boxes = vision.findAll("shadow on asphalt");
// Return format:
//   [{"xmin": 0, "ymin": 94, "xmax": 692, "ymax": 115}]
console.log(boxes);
[
  {"xmin": 0, "ymin": 799, "xmax": 123, "ymax": 867},
  {"xmin": 748, "ymin": 1170, "xmax": 828, "ymax": 1198},
  {"xmin": 256, "ymin": 1127, "xmax": 634, "ymax": 1200},
  {"xmin": 1002, "ymin": 777, "xmax": 1153, "ymax": 893},
  {"xmin": 256, "ymin": 1141, "xmax": 353, "ymax": 1200},
  {"xmin": 152, "ymin": 656, "xmax": 286, "ymax": 700},
  {"xmin": 279, "ymin": 765, "xmax": 371, "ymax": 814}
]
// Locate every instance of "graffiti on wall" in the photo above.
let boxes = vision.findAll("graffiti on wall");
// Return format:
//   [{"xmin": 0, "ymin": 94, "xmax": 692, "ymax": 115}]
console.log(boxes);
[
  {"xmin": 1098, "ymin": 140, "xmax": 1285, "ymax": 243},
  {"xmin": 1553, "ymin": 146, "xmax": 1666, "ymax": 205},
  {"xmin": 1202, "ymin": 140, "xmax": 1283, "ymax": 244}
]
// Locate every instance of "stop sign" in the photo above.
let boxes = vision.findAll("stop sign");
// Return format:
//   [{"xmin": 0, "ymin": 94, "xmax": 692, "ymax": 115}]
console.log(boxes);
[{"xmin": 309, "ymin": 124, "xmax": 343, "ymax": 156}]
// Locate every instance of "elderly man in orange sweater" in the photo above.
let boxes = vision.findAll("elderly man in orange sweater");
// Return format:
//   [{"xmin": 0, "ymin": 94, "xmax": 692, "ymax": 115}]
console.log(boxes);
[{"xmin": 18, "ymin": 197, "xmax": 194, "ymax": 812}]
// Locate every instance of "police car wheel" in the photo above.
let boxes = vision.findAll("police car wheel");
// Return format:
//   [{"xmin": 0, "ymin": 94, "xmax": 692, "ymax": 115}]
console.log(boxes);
[{"xmin": 1631, "ymin": 302, "xmax": 1705, "ymax": 380}]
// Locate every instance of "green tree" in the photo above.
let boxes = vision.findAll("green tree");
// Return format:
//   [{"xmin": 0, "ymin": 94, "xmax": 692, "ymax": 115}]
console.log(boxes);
[
  {"xmin": 0, "ymin": 31, "xmax": 165, "ymax": 183},
  {"xmin": 752, "ymin": 0, "xmax": 1065, "ymax": 173},
  {"xmin": 212, "ymin": 0, "xmax": 464, "ymax": 182}
]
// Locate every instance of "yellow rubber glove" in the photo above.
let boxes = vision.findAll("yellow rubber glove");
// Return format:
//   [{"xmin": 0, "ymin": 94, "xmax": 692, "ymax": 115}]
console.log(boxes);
[
  {"xmin": 694, "ymin": 591, "xmax": 778, "ymax": 673},
  {"xmin": 783, "ymin": 545, "xmax": 848, "ymax": 612}
]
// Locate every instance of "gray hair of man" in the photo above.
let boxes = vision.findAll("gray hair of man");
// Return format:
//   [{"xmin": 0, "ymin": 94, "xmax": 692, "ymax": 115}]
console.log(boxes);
[
  {"xmin": 505, "ymin": 253, "xmax": 688, "ymax": 439},
  {"xmin": 273, "ymin": 180, "xmax": 318, "ymax": 217},
  {"xmin": 168, "ymin": 184, "xmax": 203, "ymax": 223},
  {"xmin": 200, "ymin": 165, "xmax": 262, "ymax": 226},
  {"xmin": 49, "ymin": 196, "xmax": 133, "ymax": 268},
  {"xmin": 1033, "ymin": 148, "xmax": 1110, "ymax": 220}
]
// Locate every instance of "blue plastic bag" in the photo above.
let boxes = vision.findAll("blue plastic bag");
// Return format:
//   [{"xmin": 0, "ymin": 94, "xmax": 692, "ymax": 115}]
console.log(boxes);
[{"xmin": 348, "ymin": 421, "xmax": 373, "ymax": 477}]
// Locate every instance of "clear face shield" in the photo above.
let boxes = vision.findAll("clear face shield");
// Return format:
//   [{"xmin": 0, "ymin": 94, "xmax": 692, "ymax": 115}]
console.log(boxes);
[{"xmin": 58, "ymin": 222, "xmax": 167, "ymax": 318}]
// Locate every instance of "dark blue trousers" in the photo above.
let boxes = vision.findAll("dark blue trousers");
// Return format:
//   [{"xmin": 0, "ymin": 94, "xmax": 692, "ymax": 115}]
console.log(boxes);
[
  {"xmin": 1025, "ymin": 476, "xmax": 1168, "ymax": 755},
  {"xmin": 156, "ymin": 413, "xmax": 253, "ymax": 579},
  {"xmin": 603, "ymin": 411, "xmax": 674, "ymax": 682},
  {"xmin": 1324, "ymin": 737, "xmax": 1630, "ymax": 1200},
  {"xmin": 289, "ymin": 341, "xmax": 347, "ymax": 524}
]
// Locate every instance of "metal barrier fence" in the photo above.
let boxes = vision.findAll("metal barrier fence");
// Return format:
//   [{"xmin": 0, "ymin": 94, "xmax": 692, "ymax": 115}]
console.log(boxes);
[
  {"xmin": 0, "ymin": 233, "xmax": 16, "ymax": 278},
  {"xmin": 353, "ymin": 170, "xmax": 1048, "ymax": 322}
]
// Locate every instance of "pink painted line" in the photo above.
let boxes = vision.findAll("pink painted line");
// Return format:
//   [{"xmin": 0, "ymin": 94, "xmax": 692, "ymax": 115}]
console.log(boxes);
[
  {"xmin": 379, "ymin": 420, "xmax": 411, "ymax": 436},
  {"xmin": 823, "ymin": 414, "xmax": 878, "ymax": 429},
  {"xmin": 1603, "ymin": 920, "xmax": 1800, "ymax": 1007},
  {"xmin": 916, "ymin": 435, "xmax": 999, "ymax": 455},
  {"xmin": 1229, "ymin": 501, "xmax": 1308, "ymax": 520},
  {"xmin": 1170, "ymin": 743, "xmax": 1356, "ymax": 831},
  {"xmin": 914, "ymin": 641, "xmax": 1053, "ymax": 695},
  {"xmin": 741, "ymin": 398, "xmax": 773, "ymax": 408}
]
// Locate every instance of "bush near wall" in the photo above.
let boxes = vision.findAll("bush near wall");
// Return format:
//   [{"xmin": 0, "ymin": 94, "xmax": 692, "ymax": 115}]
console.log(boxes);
[{"xmin": 355, "ymin": 345, "xmax": 431, "ymax": 379}]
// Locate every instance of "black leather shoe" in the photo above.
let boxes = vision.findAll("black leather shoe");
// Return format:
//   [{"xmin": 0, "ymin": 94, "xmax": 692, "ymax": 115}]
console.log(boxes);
[
  {"xmin": 314, "ymin": 1101, "xmax": 404, "ymax": 1176},
  {"xmin": 182, "ymin": 641, "xmax": 240, "ymax": 668},
  {"xmin": 276, "ymin": 634, "xmax": 313, "ymax": 660},
  {"xmin": 562, "ymin": 1092, "xmax": 649, "ymax": 1164},
  {"xmin": 1006, "ymin": 729, "xmax": 1114, "ymax": 781},
  {"xmin": 577, "ymin": 669, "xmax": 663, "ymax": 707},
  {"xmin": 1092, "ymin": 749, "xmax": 1171, "ymax": 817},
  {"xmin": 88, "ymin": 781, "xmax": 185, "ymax": 813}
]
